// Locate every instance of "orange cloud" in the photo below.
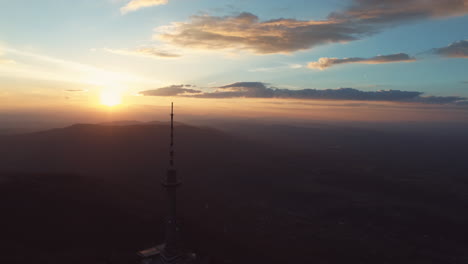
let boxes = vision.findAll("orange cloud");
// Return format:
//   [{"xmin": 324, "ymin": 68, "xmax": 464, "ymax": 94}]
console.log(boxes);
[
  {"xmin": 157, "ymin": 12, "xmax": 357, "ymax": 54},
  {"xmin": 155, "ymin": 0, "xmax": 468, "ymax": 54}
]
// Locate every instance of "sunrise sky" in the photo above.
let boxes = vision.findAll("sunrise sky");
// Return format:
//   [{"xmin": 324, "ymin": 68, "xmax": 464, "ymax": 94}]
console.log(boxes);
[{"xmin": 1, "ymin": 0, "xmax": 467, "ymax": 123}]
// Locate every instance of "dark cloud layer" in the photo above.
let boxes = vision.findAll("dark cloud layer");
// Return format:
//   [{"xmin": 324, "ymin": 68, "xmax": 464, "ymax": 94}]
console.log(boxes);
[
  {"xmin": 413, "ymin": 96, "xmax": 468, "ymax": 104},
  {"xmin": 198, "ymin": 82, "xmax": 423, "ymax": 101},
  {"xmin": 433, "ymin": 40, "xmax": 468, "ymax": 58},
  {"xmin": 308, "ymin": 53, "xmax": 415, "ymax": 70},
  {"xmin": 140, "ymin": 82, "xmax": 468, "ymax": 104},
  {"xmin": 140, "ymin": 85, "xmax": 202, "ymax": 96},
  {"xmin": 156, "ymin": 0, "xmax": 468, "ymax": 54}
]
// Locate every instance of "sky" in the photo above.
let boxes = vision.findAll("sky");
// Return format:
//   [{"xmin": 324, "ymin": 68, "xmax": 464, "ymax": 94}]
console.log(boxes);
[{"xmin": 0, "ymin": 0, "xmax": 467, "ymax": 125}]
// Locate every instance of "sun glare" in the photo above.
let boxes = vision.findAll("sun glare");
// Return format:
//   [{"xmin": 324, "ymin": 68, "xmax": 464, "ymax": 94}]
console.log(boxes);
[{"xmin": 100, "ymin": 89, "xmax": 122, "ymax": 107}]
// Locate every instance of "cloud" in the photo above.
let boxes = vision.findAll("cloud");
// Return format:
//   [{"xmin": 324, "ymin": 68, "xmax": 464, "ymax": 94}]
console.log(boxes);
[
  {"xmin": 105, "ymin": 47, "xmax": 180, "ymax": 58},
  {"xmin": 249, "ymin": 64, "xmax": 303, "ymax": 72},
  {"xmin": 308, "ymin": 53, "xmax": 416, "ymax": 70},
  {"xmin": 155, "ymin": 0, "xmax": 468, "ymax": 54},
  {"xmin": 0, "ymin": 59, "xmax": 15, "ymax": 64},
  {"xmin": 140, "ymin": 85, "xmax": 202, "ymax": 96},
  {"xmin": 198, "ymin": 82, "xmax": 424, "ymax": 101},
  {"xmin": 65, "ymin": 89, "xmax": 86, "ymax": 92},
  {"xmin": 140, "ymin": 81, "xmax": 468, "ymax": 104},
  {"xmin": 157, "ymin": 12, "xmax": 366, "ymax": 54},
  {"xmin": 200, "ymin": 82, "xmax": 276, "ymax": 98},
  {"xmin": 0, "ymin": 50, "xmax": 15, "ymax": 64},
  {"xmin": 432, "ymin": 40, "xmax": 468, "ymax": 58},
  {"xmin": 413, "ymin": 96, "xmax": 468, "ymax": 104},
  {"xmin": 309, "ymin": 40, "xmax": 466, "ymax": 70},
  {"xmin": 121, "ymin": 0, "xmax": 168, "ymax": 14},
  {"xmin": 329, "ymin": 0, "xmax": 468, "ymax": 23}
]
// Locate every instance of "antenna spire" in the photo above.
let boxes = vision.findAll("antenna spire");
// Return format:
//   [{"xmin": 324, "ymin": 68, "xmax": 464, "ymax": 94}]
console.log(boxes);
[
  {"xmin": 138, "ymin": 102, "xmax": 197, "ymax": 263},
  {"xmin": 160, "ymin": 102, "xmax": 182, "ymax": 262},
  {"xmin": 170, "ymin": 102, "xmax": 174, "ymax": 168}
]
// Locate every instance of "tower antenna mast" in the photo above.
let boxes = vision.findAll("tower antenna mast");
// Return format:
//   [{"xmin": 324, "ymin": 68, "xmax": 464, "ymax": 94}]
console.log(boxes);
[
  {"xmin": 170, "ymin": 102, "xmax": 174, "ymax": 168},
  {"xmin": 161, "ymin": 102, "xmax": 182, "ymax": 263},
  {"xmin": 138, "ymin": 102, "xmax": 200, "ymax": 263}
]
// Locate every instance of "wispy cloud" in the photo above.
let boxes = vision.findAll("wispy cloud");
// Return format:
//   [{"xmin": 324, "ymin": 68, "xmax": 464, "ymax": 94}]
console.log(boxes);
[
  {"xmin": 121, "ymin": 0, "xmax": 168, "ymax": 14},
  {"xmin": 155, "ymin": 0, "xmax": 468, "ymax": 54},
  {"xmin": 432, "ymin": 40, "xmax": 468, "ymax": 58},
  {"xmin": 308, "ymin": 53, "xmax": 416, "ymax": 70},
  {"xmin": 309, "ymin": 40, "xmax": 467, "ymax": 71},
  {"xmin": 0, "ymin": 49, "xmax": 15, "ymax": 64},
  {"xmin": 249, "ymin": 64, "xmax": 303, "ymax": 72},
  {"xmin": 140, "ymin": 81, "xmax": 468, "ymax": 105},
  {"xmin": 0, "ymin": 59, "xmax": 15, "ymax": 64},
  {"xmin": 65, "ymin": 89, "xmax": 87, "ymax": 92},
  {"xmin": 104, "ymin": 47, "xmax": 181, "ymax": 58}
]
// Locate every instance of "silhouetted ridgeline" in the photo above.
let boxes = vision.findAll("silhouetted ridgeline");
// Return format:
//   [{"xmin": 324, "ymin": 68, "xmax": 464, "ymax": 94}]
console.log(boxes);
[{"xmin": 0, "ymin": 122, "xmax": 467, "ymax": 263}]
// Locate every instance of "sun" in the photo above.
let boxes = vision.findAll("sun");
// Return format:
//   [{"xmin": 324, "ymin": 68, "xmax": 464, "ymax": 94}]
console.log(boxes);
[{"xmin": 100, "ymin": 89, "xmax": 122, "ymax": 107}]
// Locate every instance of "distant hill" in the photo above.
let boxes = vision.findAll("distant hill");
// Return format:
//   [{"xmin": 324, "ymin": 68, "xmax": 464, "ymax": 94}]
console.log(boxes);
[
  {"xmin": 98, "ymin": 120, "xmax": 145, "ymax": 126},
  {"xmin": 0, "ymin": 122, "xmax": 236, "ymax": 177}
]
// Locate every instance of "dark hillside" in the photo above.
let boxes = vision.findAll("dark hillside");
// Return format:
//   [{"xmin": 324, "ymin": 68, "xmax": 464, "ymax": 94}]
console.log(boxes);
[{"xmin": 1, "ymin": 123, "xmax": 467, "ymax": 263}]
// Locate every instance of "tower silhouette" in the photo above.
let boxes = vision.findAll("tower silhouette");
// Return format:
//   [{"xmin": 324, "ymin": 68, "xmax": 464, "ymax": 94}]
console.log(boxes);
[
  {"xmin": 138, "ymin": 103, "xmax": 200, "ymax": 264},
  {"xmin": 161, "ymin": 102, "xmax": 183, "ymax": 262}
]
